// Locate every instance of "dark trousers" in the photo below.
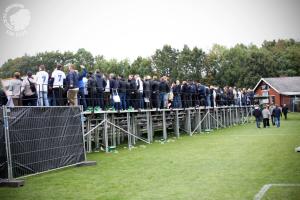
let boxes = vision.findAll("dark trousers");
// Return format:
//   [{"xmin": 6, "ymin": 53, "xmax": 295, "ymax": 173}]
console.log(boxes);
[
  {"xmin": 53, "ymin": 87, "xmax": 64, "ymax": 106},
  {"xmin": 78, "ymin": 88, "xmax": 87, "ymax": 110},
  {"xmin": 271, "ymin": 115, "xmax": 275, "ymax": 125},
  {"xmin": 22, "ymin": 95, "xmax": 37, "ymax": 106},
  {"xmin": 182, "ymin": 94, "xmax": 190, "ymax": 108},
  {"xmin": 283, "ymin": 112, "xmax": 287, "ymax": 120},
  {"xmin": 151, "ymin": 92, "xmax": 160, "ymax": 109},
  {"xmin": 119, "ymin": 92, "xmax": 126, "ymax": 110},
  {"xmin": 263, "ymin": 118, "xmax": 270, "ymax": 128},
  {"xmin": 96, "ymin": 91, "xmax": 104, "ymax": 110}
]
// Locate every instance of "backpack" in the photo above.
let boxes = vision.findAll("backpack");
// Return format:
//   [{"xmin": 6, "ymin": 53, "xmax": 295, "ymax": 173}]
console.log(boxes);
[{"xmin": 28, "ymin": 78, "xmax": 36, "ymax": 93}]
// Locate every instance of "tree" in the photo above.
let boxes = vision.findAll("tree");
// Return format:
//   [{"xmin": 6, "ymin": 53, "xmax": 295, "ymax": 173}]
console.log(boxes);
[{"xmin": 151, "ymin": 45, "xmax": 179, "ymax": 78}]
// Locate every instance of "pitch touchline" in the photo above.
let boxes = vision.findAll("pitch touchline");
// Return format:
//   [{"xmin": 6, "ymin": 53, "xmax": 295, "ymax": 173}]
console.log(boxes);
[{"xmin": 253, "ymin": 183, "xmax": 300, "ymax": 200}]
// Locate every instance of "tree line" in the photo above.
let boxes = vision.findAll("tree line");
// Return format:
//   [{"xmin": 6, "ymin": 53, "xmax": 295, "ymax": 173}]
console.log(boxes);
[{"xmin": 1, "ymin": 39, "xmax": 299, "ymax": 88}]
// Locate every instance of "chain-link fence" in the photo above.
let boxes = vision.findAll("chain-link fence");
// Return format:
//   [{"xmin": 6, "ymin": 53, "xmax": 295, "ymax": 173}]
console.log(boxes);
[{"xmin": 0, "ymin": 106, "xmax": 86, "ymax": 181}]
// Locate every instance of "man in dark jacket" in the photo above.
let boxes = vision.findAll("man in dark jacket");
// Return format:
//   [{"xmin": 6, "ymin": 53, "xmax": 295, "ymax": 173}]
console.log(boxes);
[
  {"xmin": 159, "ymin": 77, "xmax": 170, "ymax": 109},
  {"xmin": 66, "ymin": 64, "xmax": 79, "ymax": 106},
  {"xmin": 118, "ymin": 76, "xmax": 127, "ymax": 110},
  {"xmin": 253, "ymin": 105, "xmax": 262, "ymax": 128},
  {"xmin": 172, "ymin": 80, "xmax": 182, "ymax": 108},
  {"xmin": 143, "ymin": 76, "xmax": 152, "ymax": 109},
  {"xmin": 109, "ymin": 73, "xmax": 120, "ymax": 110},
  {"xmin": 282, "ymin": 104, "xmax": 288, "ymax": 120},
  {"xmin": 128, "ymin": 75, "xmax": 138, "ymax": 110},
  {"xmin": 151, "ymin": 76, "xmax": 160, "ymax": 109},
  {"xmin": 95, "ymin": 70, "xmax": 107, "ymax": 110},
  {"xmin": 273, "ymin": 105, "xmax": 282, "ymax": 128}
]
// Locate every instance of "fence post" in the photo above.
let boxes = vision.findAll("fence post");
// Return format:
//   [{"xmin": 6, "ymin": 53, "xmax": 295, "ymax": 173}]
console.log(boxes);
[
  {"xmin": 175, "ymin": 110, "xmax": 180, "ymax": 137},
  {"xmin": 3, "ymin": 106, "xmax": 13, "ymax": 181},
  {"xmin": 104, "ymin": 113, "xmax": 109, "ymax": 153},
  {"xmin": 80, "ymin": 106, "xmax": 87, "ymax": 161},
  {"xmin": 162, "ymin": 110, "xmax": 167, "ymax": 140},
  {"xmin": 127, "ymin": 112, "xmax": 131, "ymax": 149},
  {"xmin": 146, "ymin": 111, "xmax": 153, "ymax": 142}
]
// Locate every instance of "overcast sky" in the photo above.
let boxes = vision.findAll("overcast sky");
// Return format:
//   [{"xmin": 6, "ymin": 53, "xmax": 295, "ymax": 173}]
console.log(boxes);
[{"xmin": 0, "ymin": 0, "xmax": 299, "ymax": 65}]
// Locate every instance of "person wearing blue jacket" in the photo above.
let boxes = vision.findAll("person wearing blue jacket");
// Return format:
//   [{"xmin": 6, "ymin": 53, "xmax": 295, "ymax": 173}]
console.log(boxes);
[
  {"xmin": 66, "ymin": 64, "xmax": 79, "ymax": 106},
  {"xmin": 77, "ymin": 65, "xmax": 87, "ymax": 110}
]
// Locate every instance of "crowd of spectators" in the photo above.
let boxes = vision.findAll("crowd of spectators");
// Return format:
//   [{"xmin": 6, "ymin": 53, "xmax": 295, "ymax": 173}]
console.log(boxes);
[{"xmin": 3, "ymin": 64, "xmax": 255, "ymax": 111}]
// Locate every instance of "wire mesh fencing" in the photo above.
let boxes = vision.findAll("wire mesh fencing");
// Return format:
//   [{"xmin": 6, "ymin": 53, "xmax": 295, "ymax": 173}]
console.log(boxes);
[{"xmin": 0, "ymin": 106, "xmax": 86, "ymax": 180}]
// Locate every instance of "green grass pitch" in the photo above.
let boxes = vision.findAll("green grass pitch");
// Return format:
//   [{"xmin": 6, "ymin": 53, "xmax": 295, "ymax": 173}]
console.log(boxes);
[{"xmin": 1, "ymin": 113, "xmax": 300, "ymax": 200}]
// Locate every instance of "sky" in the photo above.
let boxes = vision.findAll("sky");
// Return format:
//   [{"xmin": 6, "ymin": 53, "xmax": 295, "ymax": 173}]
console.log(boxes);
[{"xmin": 0, "ymin": 0, "xmax": 300, "ymax": 65}]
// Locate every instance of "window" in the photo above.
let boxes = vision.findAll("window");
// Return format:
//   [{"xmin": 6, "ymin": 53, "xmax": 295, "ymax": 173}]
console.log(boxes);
[
  {"xmin": 261, "ymin": 84, "xmax": 269, "ymax": 90},
  {"xmin": 262, "ymin": 91, "xmax": 268, "ymax": 97}
]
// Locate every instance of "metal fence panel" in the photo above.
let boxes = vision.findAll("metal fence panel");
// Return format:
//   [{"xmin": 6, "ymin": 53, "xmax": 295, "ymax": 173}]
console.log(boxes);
[{"xmin": 5, "ymin": 106, "xmax": 85, "ymax": 178}]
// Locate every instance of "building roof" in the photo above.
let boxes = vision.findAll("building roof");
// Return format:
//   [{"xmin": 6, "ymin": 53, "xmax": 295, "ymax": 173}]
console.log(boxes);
[{"xmin": 253, "ymin": 76, "xmax": 300, "ymax": 95}]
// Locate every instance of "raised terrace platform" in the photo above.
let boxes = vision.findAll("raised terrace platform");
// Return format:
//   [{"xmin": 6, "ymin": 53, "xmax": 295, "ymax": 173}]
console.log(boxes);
[{"xmin": 82, "ymin": 106, "xmax": 253, "ymax": 153}]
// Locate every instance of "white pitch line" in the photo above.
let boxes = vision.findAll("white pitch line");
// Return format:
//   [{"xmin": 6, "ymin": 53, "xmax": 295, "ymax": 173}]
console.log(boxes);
[{"xmin": 254, "ymin": 183, "xmax": 300, "ymax": 200}]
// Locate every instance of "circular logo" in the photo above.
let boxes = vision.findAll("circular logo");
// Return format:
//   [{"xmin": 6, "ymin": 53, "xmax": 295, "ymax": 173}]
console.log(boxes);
[{"xmin": 2, "ymin": 4, "xmax": 31, "ymax": 36}]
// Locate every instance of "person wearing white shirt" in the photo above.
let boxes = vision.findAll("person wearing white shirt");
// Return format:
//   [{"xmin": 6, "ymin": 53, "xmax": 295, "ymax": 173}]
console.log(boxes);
[
  {"xmin": 51, "ymin": 64, "xmax": 66, "ymax": 106},
  {"xmin": 135, "ymin": 74, "xmax": 144, "ymax": 109},
  {"xmin": 35, "ymin": 65, "xmax": 49, "ymax": 106}
]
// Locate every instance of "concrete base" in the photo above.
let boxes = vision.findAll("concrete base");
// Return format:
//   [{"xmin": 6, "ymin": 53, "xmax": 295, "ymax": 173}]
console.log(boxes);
[
  {"xmin": 295, "ymin": 147, "xmax": 300, "ymax": 152},
  {"xmin": 0, "ymin": 179, "xmax": 25, "ymax": 187},
  {"xmin": 76, "ymin": 161, "xmax": 97, "ymax": 167}
]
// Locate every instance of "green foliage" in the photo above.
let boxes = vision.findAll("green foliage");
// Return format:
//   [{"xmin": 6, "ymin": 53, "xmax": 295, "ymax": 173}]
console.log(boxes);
[{"xmin": 1, "ymin": 39, "xmax": 300, "ymax": 88}]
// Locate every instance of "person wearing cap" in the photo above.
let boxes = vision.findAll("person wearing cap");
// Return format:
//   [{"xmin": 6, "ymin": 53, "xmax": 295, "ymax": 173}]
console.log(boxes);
[
  {"xmin": 8, "ymin": 72, "xmax": 23, "ymax": 106},
  {"xmin": 21, "ymin": 71, "xmax": 37, "ymax": 106}
]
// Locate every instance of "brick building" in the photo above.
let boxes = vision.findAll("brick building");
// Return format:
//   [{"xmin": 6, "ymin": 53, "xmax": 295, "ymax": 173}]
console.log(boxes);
[{"xmin": 253, "ymin": 77, "xmax": 300, "ymax": 112}]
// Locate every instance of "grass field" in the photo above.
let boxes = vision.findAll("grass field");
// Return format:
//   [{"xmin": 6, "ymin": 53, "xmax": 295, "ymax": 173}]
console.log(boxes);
[{"xmin": 1, "ymin": 113, "xmax": 300, "ymax": 200}]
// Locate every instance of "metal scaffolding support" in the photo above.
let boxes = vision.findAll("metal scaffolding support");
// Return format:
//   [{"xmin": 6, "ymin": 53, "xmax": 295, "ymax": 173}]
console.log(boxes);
[{"xmin": 83, "ymin": 106, "xmax": 253, "ymax": 152}]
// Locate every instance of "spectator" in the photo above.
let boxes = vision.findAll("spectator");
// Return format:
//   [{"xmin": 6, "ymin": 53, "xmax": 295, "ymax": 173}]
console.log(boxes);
[
  {"xmin": 87, "ymin": 72, "xmax": 98, "ymax": 110},
  {"xmin": 51, "ymin": 64, "xmax": 66, "ymax": 106},
  {"xmin": 269, "ymin": 104, "xmax": 276, "ymax": 126},
  {"xmin": 135, "ymin": 74, "xmax": 144, "ymax": 109},
  {"xmin": 128, "ymin": 75, "xmax": 138, "ymax": 110},
  {"xmin": 253, "ymin": 105, "xmax": 262, "ymax": 128},
  {"xmin": 103, "ymin": 74, "xmax": 111, "ymax": 110},
  {"xmin": 272, "ymin": 105, "xmax": 282, "ymax": 128},
  {"xmin": 172, "ymin": 80, "xmax": 182, "ymax": 108},
  {"xmin": 151, "ymin": 76, "xmax": 160, "ymax": 109},
  {"xmin": 77, "ymin": 65, "xmax": 87, "ymax": 110},
  {"xmin": 95, "ymin": 70, "xmax": 106, "ymax": 110},
  {"xmin": 262, "ymin": 105, "xmax": 271, "ymax": 128},
  {"xmin": 143, "ymin": 76, "xmax": 152, "ymax": 109},
  {"xmin": 66, "ymin": 64, "xmax": 79, "ymax": 106},
  {"xmin": 282, "ymin": 104, "xmax": 288, "ymax": 120},
  {"xmin": 8, "ymin": 72, "xmax": 22, "ymax": 106},
  {"xmin": 110, "ymin": 73, "xmax": 120, "ymax": 110},
  {"xmin": 35, "ymin": 65, "xmax": 49, "ymax": 106},
  {"xmin": 118, "ymin": 76, "xmax": 127, "ymax": 110},
  {"xmin": 21, "ymin": 71, "xmax": 37, "ymax": 106},
  {"xmin": 159, "ymin": 76, "xmax": 170, "ymax": 109},
  {"xmin": 181, "ymin": 81, "xmax": 189, "ymax": 108}
]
